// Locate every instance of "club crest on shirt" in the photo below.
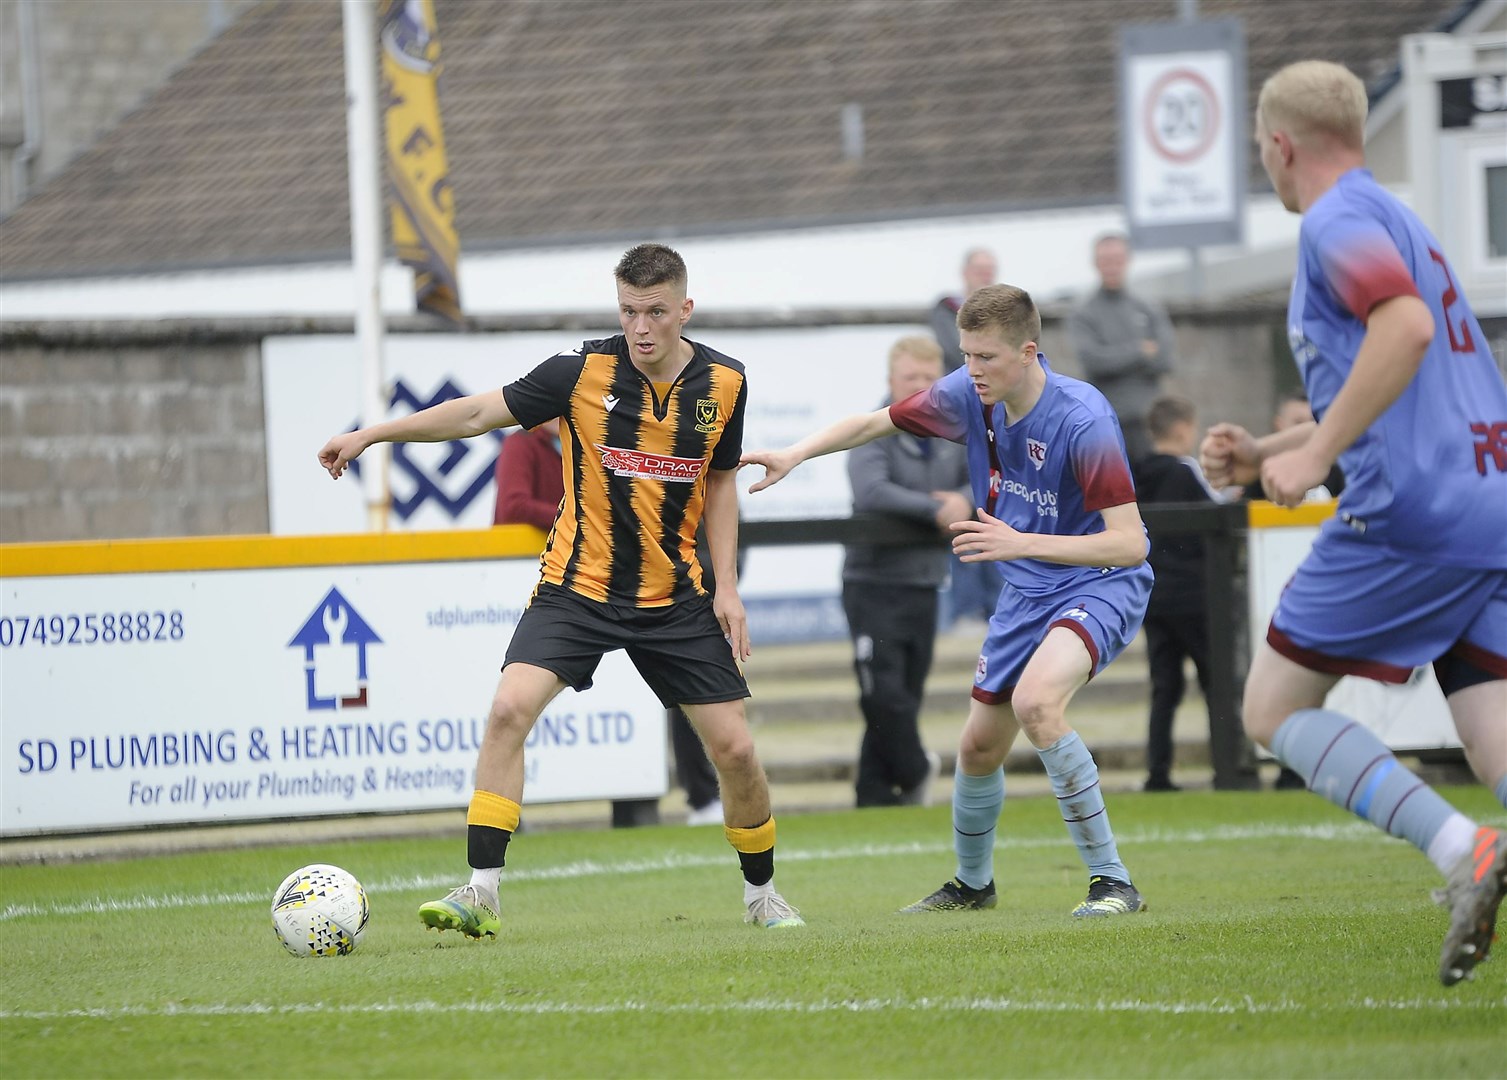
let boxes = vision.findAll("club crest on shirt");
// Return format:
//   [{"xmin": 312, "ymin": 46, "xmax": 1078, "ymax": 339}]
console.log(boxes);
[
  {"xmin": 695, "ymin": 398, "xmax": 719, "ymax": 434},
  {"xmin": 1026, "ymin": 438, "xmax": 1047, "ymax": 470}
]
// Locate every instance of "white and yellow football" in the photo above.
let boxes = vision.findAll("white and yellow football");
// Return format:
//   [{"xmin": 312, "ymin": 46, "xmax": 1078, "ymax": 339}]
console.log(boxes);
[{"xmin": 270, "ymin": 863, "xmax": 369, "ymax": 957}]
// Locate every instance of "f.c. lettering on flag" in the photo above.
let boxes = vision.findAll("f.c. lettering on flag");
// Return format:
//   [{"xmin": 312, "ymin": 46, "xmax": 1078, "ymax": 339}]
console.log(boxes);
[{"xmin": 379, "ymin": 0, "xmax": 461, "ymax": 324}]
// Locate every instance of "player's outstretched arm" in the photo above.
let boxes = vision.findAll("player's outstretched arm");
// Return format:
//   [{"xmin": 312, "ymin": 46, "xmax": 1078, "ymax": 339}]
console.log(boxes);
[
  {"xmin": 318, "ymin": 389, "xmax": 518, "ymax": 479},
  {"xmin": 952, "ymin": 502, "xmax": 1148, "ymax": 568},
  {"xmin": 740, "ymin": 408, "xmax": 899, "ymax": 492}
]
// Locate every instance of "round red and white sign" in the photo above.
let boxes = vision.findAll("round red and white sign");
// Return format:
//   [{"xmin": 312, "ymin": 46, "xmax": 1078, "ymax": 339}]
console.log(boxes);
[{"xmin": 1143, "ymin": 67, "xmax": 1220, "ymax": 164}]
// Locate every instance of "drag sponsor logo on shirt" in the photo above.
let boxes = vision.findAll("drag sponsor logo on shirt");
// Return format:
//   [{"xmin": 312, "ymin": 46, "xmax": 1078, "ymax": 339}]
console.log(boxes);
[{"xmin": 595, "ymin": 444, "xmax": 704, "ymax": 482}]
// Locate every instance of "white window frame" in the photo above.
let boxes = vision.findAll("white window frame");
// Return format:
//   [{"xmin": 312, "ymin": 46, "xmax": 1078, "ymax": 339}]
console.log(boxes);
[{"xmin": 1462, "ymin": 135, "xmax": 1507, "ymax": 274}]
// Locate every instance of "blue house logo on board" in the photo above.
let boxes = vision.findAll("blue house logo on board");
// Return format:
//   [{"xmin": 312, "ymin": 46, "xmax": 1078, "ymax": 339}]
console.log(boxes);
[{"xmin": 288, "ymin": 587, "xmax": 383, "ymax": 711}]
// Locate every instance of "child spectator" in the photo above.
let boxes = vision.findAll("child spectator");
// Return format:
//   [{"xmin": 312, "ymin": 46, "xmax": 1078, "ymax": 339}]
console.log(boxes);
[{"xmin": 1133, "ymin": 395, "xmax": 1228, "ymax": 791}]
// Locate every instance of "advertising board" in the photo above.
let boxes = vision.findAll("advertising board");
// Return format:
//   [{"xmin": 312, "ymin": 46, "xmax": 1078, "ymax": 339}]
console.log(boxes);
[{"xmin": 1, "ymin": 536, "xmax": 666, "ymax": 835}]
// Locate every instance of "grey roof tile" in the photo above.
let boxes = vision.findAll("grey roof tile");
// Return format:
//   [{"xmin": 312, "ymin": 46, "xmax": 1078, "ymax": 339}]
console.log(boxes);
[{"xmin": 0, "ymin": 0, "xmax": 1466, "ymax": 279}]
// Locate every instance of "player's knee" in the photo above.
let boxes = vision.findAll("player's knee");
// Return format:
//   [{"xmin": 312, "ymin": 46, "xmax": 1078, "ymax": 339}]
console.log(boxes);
[
  {"xmin": 956, "ymin": 740, "xmax": 998, "ymax": 774},
  {"xmin": 1010, "ymin": 689, "xmax": 1063, "ymax": 739},
  {"xmin": 485, "ymin": 695, "xmax": 537, "ymax": 743},
  {"xmin": 705, "ymin": 733, "xmax": 758, "ymax": 778}
]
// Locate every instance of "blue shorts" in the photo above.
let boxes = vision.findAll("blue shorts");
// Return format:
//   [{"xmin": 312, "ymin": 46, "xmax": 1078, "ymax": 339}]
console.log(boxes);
[
  {"xmin": 973, "ymin": 570, "xmax": 1151, "ymax": 705},
  {"xmin": 1268, "ymin": 532, "xmax": 1507, "ymax": 683}
]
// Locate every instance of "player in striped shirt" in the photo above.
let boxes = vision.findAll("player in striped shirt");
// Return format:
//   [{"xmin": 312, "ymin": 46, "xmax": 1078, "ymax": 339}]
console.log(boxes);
[{"xmin": 319, "ymin": 243, "xmax": 803, "ymax": 935}]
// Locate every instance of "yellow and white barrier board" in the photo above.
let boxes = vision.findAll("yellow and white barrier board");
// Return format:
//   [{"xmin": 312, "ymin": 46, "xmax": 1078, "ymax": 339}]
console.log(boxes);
[
  {"xmin": 1246, "ymin": 501, "xmax": 1460, "ymax": 751},
  {"xmin": 0, "ymin": 530, "xmax": 666, "ymax": 836}
]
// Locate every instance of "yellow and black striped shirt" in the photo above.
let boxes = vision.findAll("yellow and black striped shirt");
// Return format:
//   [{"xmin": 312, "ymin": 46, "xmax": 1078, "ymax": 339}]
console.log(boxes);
[{"xmin": 502, "ymin": 335, "xmax": 747, "ymax": 607}]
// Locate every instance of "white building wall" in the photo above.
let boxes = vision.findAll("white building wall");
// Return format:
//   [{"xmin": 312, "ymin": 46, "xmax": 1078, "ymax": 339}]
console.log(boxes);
[{"xmin": 0, "ymin": 197, "xmax": 1307, "ymax": 322}]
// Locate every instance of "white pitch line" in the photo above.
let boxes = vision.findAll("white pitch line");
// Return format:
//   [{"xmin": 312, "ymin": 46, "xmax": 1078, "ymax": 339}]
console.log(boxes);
[
  {"xmin": 1, "ymin": 994, "xmax": 1501, "ymax": 1023},
  {"xmin": 0, "ymin": 820, "xmax": 1388, "ymax": 923}
]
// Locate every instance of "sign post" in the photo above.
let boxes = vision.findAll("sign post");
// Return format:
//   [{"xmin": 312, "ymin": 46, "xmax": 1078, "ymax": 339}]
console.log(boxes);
[{"xmin": 1119, "ymin": 19, "xmax": 1247, "ymax": 256}]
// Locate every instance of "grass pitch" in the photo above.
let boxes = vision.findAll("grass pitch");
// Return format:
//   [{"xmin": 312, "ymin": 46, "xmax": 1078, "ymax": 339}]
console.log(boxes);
[{"xmin": 2, "ymin": 788, "xmax": 1505, "ymax": 1078}]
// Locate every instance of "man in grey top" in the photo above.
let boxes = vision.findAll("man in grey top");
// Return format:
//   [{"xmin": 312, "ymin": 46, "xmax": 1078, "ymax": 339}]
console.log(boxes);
[
  {"xmin": 842, "ymin": 336, "xmax": 973, "ymax": 807},
  {"xmin": 931, "ymin": 247, "xmax": 998, "ymax": 374},
  {"xmin": 1067, "ymin": 233, "xmax": 1177, "ymax": 466},
  {"xmin": 931, "ymin": 246, "xmax": 1003, "ymax": 627}
]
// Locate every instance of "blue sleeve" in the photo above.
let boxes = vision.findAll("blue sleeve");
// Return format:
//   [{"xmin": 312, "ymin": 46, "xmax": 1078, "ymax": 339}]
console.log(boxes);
[
  {"xmin": 889, "ymin": 366, "xmax": 973, "ymax": 443},
  {"xmin": 1308, "ymin": 210, "xmax": 1420, "ymax": 322},
  {"xmin": 1071, "ymin": 416, "xmax": 1137, "ymax": 512}
]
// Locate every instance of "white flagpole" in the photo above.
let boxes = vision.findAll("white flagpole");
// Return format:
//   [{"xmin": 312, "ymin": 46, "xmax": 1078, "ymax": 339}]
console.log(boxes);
[{"xmin": 341, "ymin": 0, "xmax": 391, "ymax": 532}]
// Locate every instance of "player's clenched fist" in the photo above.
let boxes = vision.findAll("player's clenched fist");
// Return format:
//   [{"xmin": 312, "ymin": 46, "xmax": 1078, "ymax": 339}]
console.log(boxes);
[
  {"xmin": 318, "ymin": 431, "xmax": 369, "ymax": 479},
  {"xmin": 1199, "ymin": 422, "xmax": 1259, "ymax": 487}
]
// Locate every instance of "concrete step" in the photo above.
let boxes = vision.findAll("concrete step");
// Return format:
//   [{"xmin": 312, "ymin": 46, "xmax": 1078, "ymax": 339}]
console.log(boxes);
[
  {"xmin": 745, "ymin": 673, "xmax": 1149, "ymax": 725},
  {"xmin": 758, "ymin": 739, "xmax": 1211, "ymax": 784},
  {"xmin": 749, "ymin": 698, "xmax": 1212, "ymax": 785},
  {"xmin": 746, "ymin": 629, "xmax": 1147, "ymax": 680},
  {"xmin": 743, "ymin": 630, "xmax": 1152, "ymax": 726}
]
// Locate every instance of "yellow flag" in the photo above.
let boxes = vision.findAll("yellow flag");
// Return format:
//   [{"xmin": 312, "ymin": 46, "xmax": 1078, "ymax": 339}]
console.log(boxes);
[{"xmin": 379, "ymin": 0, "xmax": 461, "ymax": 324}]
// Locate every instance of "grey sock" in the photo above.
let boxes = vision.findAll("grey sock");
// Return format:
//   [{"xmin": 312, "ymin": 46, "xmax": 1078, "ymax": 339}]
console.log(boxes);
[
  {"xmin": 952, "ymin": 767, "xmax": 1004, "ymax": 890},
  {"xmin": 1272, "ymin": 708, "xmax": 1456, "ymax": 855}
]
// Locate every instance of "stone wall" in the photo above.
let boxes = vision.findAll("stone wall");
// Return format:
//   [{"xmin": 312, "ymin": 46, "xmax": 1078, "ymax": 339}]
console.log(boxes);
[
  {"xmin": 0, "ymin": 306, "xmax": 1293, "ymax": 545},
  {"xmin": 1, "ymin": 325, "xmax": 268, "ymax": 543},
  {"xmin": 0, "ymin": 0, "xmax": 259, "ymax": 212}
]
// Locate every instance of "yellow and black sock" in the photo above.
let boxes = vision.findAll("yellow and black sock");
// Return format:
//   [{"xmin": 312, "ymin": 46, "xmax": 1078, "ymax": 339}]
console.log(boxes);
[
  {"xmin": 725, "ymin": 816, "xmax": 776, "ymax": 886},
  {"xmin": 466, "ymin": 790, "xmax": 521, "ymax": 869}
]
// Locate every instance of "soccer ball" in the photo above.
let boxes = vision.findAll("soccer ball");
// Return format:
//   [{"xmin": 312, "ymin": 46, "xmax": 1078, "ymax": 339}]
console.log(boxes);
[{"xmin": 270, "ymin": 863, "xmax": 369, "ymax": 956}]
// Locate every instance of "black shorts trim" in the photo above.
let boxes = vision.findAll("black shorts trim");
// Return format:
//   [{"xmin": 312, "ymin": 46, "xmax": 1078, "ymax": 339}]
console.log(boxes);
[{"xmin": 504, "ymin": 583, "xmax": 749, "ymax": 709}]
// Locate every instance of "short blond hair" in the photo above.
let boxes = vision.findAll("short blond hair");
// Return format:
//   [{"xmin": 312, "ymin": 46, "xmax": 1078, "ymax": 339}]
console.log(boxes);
[
  {"xmin": 1258, "ymin": 60, "xmax": 1367, "ymax": 149},
  {"xmin": 888, "ymin": 335, "xmax": 943, "ymax": 372},
  {"xmin": 957, "ymin": 284, "xmax": 1040, "ymax": 348}
]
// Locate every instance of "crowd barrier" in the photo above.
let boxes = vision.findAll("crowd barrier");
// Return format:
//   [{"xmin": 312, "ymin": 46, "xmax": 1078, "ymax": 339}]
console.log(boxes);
[
  {"xmin": 1, "ymin": 527, "xmax": 664, "ymax": 837},
  {"xmin": 1, "ymin": 502, "xmax": 1459, "ymax": 835}
]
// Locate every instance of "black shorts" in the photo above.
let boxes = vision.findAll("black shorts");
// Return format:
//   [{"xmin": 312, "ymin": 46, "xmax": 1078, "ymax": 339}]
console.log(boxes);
[{"xmin": 503, "ymin": 583, "xmax": 750, "ymax": 708}]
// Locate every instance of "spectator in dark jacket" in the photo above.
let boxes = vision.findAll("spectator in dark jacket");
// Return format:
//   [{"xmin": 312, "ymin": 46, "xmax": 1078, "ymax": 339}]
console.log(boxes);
[
  {"xmin": 843, "ymin": 336, "xmax": 972, "ymax": 807},
  {"xmin": 1133, "ymin": 395, "xmax": 1228, "ymax": 791}
]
